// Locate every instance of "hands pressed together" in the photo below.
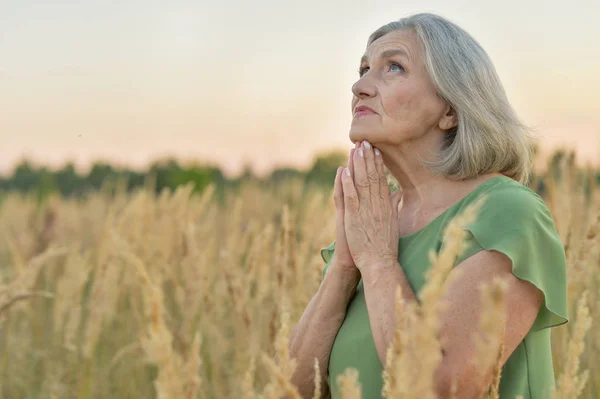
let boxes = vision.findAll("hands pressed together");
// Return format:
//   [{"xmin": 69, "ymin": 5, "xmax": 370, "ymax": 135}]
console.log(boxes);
[{"xmin": 332, "ymin": 141, "xmax": 404, "ymax": 280}]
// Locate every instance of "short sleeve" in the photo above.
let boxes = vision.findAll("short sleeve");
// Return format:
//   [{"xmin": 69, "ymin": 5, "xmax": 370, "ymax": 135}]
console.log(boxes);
[
  {"xmin": 320, "ymin": 240, "xmax": 336, "ymax": 281},
  {"xmin": 455, "ymin": 185, "xmax": 569, "ymax": 332}
]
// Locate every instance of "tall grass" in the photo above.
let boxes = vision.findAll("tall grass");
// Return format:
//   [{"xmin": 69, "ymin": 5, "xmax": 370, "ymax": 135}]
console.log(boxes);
[{"xmin": 0, "ymin": 160, "xmax": 597, "ymax": 398}]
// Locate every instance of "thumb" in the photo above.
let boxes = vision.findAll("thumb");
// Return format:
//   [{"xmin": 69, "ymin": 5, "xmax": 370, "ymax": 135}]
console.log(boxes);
[{"xmin": 390, "ymin": 189, "xmax": 403, "ymax": 218}]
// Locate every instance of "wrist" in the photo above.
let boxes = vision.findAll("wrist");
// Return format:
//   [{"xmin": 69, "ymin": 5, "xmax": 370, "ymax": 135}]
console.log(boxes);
[
  {"xmin": 325, "ymin": 261, "xmax": 361, "ymax": 296},
  {"xmin": 361, "ymin": 258, "xmax": 400, "ymax": 283}
]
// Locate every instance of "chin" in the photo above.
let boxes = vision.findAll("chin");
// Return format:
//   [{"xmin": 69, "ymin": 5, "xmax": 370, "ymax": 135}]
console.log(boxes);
[
  {"xmin": 349, "ymin": 127, "xmax": 379, "ymax": 145},
  {"xmin": 349, "ymin": 126, "xmax": 365, "ymax": 143}
]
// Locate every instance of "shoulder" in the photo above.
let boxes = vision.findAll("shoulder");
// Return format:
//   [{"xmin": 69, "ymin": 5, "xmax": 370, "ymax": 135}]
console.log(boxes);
[
  {"xmin": 454, "ymin": 175, "xmax": 564, "ymax": 269},
  {"xmin": 455, "ymin": 176, "xmax": 569, "ymax": 331},
  {"xmin": 478, "ymin": 176, "xmax": 544, "ymax": 209},
  {"xmin": 466, "ymin": 176, "xmax": 554, "ymax": 232}
]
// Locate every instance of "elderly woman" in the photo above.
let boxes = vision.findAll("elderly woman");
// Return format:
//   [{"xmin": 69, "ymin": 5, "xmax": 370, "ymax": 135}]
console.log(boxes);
[{"xmin": 288, "ymin": 12, "xmax": 568, "ymax": 399}]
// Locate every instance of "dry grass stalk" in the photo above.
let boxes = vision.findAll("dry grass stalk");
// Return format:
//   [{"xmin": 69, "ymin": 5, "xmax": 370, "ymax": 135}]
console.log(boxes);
[
  {"xmin": 337, "ymin": 368, "xmax": 362, "ymax": 399},
  {"xmin": 312, "ymin": 357, "xmax": 322, "ymax": 399},
  {"xmin": 567, "ymin": 210, "xmax": 599, "ymax": 314},
  {"xmin": 185, "ymin": 332, "xmax": 203, "ymax": 399},
  {"xmin": 473, "ymin": 278, "xmax": 509, "ymax": 399},
  {"xmin": 552, "ymin": 291, "xmax": 592, "ymax": 399},
  {"xmin": 82, "ymin": 257, "xmax": 122, "ymax": 358},
  {"xmin": 277, "ymin": 204, "xmax": 291, "ymax": 295},
  {"xmin": 53, "ymin": 250, "xmax": 92, "ymax": 345},
  {"xmin": 0, "ymin": 246, "xmax": 67, "ymax": 319},
  {"xmin": 382, "ymin": 195, "xmax": 487, "ymax": 399},
  {"xmin": 489, "ymin": 340, "xmax": 505, "ymax": 399},
  {"xmin": 260, "ymin": 295, "xmax": 301, "ymax": 399},
  {"xmin": 241, "ymin": 356, "xmax": 258, "ymax": 399},
  {"xmin": 381, "ymin": 285, "xmax": 408, "ymax": 397},
  {"xmin": 126, "ymin": 250, "xmax": 202, "ymax": 399},
  {"xmin": 0, "ymin": 290, "xmax": 54, "ymax": 316},
  {"xmin": 109, "ymin": 342, "xmax": 142, "ymax": 370}
]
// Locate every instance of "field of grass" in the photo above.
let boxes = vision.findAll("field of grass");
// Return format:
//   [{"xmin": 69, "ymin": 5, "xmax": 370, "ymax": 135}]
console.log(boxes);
[{"xmin": 0, "ymin": 160, "xmax": 598, "ymax": 398}]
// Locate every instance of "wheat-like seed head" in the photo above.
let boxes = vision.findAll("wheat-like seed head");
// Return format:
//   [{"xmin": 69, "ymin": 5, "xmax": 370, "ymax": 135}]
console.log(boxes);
[{"xmin": 337, "ymin": 368, "xmax": 362, "ymax": 399}]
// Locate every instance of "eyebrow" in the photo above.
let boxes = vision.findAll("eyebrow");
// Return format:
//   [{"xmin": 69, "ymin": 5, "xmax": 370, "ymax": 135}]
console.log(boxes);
[{"xmin": 360, "ymin": 49, "xmax": 410, "ymax": 65}]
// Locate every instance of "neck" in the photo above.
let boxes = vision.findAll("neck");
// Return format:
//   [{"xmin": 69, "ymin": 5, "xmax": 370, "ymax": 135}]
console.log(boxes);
[
  {"xmin": 377, "ymin": 137, "xmax": 458, "ymax": 212},
  {"xmin": 385, "ymin": 157, "xmax": 451, "ymax": 210}
]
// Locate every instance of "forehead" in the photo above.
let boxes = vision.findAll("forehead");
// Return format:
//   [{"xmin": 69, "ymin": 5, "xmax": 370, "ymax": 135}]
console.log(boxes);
[{"xmin": 361, "ymin": 29, "xmax": 420, "ymax": 63}]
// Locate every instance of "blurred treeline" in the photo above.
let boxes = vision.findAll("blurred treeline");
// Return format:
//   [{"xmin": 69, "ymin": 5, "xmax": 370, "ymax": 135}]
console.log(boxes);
[{"xmin": 0, "ymin": 148, "xmax": 597, "ymax": 202}]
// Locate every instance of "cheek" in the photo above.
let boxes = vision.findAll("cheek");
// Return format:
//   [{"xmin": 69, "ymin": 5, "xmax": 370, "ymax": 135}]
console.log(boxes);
[
  {"xmin": 382, "ymin": 85, "xmax": 421, "ymax": 125},
  {"xmin": 384, "ymin": 83, "xmax": 440, "ymax": 128}
]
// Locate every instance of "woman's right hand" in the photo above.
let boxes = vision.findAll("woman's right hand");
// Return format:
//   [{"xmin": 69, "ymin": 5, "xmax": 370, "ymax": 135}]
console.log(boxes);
[{"xmin": 330, "ymin": 145, "xmax": 361, "ymax": 280}]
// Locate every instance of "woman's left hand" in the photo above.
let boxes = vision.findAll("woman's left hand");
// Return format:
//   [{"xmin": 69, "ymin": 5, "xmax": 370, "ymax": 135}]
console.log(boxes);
[{"xmin": 341, "ymin": 140, "xmax": 403, "ymax": 277}]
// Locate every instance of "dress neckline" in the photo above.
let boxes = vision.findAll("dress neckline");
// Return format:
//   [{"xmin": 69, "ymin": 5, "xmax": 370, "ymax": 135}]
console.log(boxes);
[{"xmin": 399, "ymin": 175, "xmax": 512, "ymax": 240}]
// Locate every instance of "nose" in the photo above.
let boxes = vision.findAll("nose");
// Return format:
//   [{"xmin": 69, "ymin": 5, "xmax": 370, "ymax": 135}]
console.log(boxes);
[{"xmin": 351, "ymin": 75, "xmax": 376, "ymax": 99}]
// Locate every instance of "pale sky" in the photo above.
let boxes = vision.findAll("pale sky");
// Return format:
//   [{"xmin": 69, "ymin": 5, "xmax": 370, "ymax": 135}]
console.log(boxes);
[{"xmin": 1, "ymin": 0, "xmax": 599, "ymax": 177}]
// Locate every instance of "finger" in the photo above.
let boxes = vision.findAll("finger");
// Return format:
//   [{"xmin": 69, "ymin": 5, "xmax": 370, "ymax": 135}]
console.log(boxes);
[
  {"xmin": 353, "ymin": 142, "xmax": 370, "ymax": 202},
  {"xmin": 374, "ymin": 147, "xmax": 390, "ymax": 198},
  {"xmin": 341, "ymin": 167, "xmax": 359, "ymax": 213},
  {"xmin": 348, "ymin": 148, "xmax": 355, "ymax": 179},
  {"xmin": 333, "ymin": 167, "xmax": 344, "ymax": 212},
  {"xmin": 362, "ymin": 140, "xmax": 380, "ymax": 201}
]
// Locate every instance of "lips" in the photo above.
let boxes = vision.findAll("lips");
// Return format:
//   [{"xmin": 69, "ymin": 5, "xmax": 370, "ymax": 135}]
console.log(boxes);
[
  {"xmin": 354, "ymin": 105, "xmax": 377, "ymax": 117},
  {"xmin": 354, "ymin": 105, "xmax": 376, "ymax": 114}
]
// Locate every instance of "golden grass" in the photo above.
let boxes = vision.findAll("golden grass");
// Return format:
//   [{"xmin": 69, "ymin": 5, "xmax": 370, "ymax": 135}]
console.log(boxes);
[{"xmin": 0, "ymin": 162, "xmax": 597, "ymax": 398}]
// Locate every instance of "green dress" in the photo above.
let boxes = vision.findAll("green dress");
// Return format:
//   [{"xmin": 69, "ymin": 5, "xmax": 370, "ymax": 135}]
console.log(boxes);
[{"xmin": 320, "ymin": 175, "xmax": 568, "ymax": 399}]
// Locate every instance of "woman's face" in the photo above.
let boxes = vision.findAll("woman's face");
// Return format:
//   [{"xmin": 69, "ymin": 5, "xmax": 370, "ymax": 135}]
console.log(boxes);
[{"xmin": 350, "ymin": 29, "xmax": 455, "ymax": 149}]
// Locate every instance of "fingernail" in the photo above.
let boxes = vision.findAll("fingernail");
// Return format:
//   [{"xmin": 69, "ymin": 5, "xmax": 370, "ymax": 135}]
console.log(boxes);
[
  {"xmin": 363, "ymin": 141, "xmax": 372, "ymax": 150},
  {"xmin": 345, "ymin": 168, "xmax": 351, "ymax": 176},
  {"xmin": 355, "ymin": 141, "xmax": 359, "ymax": 149},
  {"xmin": 358, "ymin": 148, "xmax": 364, "ymax": 157},
  {"xmin": 375, "ymin": 148, "xmax": 381, "ymax": 156}
]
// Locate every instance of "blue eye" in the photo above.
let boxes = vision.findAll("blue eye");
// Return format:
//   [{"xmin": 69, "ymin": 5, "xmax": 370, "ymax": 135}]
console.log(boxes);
[
  {"xmin": 389, "ymin": 62, "xmax": 404, "ymax": 73},
  {"xmin": 357, "ymin": 61, "xmax": 404, "ymax": 77}
]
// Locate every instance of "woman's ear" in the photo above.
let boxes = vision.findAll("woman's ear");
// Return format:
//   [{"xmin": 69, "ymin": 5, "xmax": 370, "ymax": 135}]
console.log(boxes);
[{"xmin": 439, "ymin": 104, "xmax": 458, "ymax": 132}]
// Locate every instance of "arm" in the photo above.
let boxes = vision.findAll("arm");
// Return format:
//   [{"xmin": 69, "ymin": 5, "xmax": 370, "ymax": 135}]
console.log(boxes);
[
  {"xmin": 361, "ymin": 250, "xmax": 543, "ymax": 398},
  {"xmin": 288, "ymin": 262, "xmax": 361, "ymax": 398}
]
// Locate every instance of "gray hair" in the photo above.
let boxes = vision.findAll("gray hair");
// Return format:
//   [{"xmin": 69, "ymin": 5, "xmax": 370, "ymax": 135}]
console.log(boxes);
[{"xmin": 368, "ymin": 13, "xmax": 535, "ymax": 185}]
